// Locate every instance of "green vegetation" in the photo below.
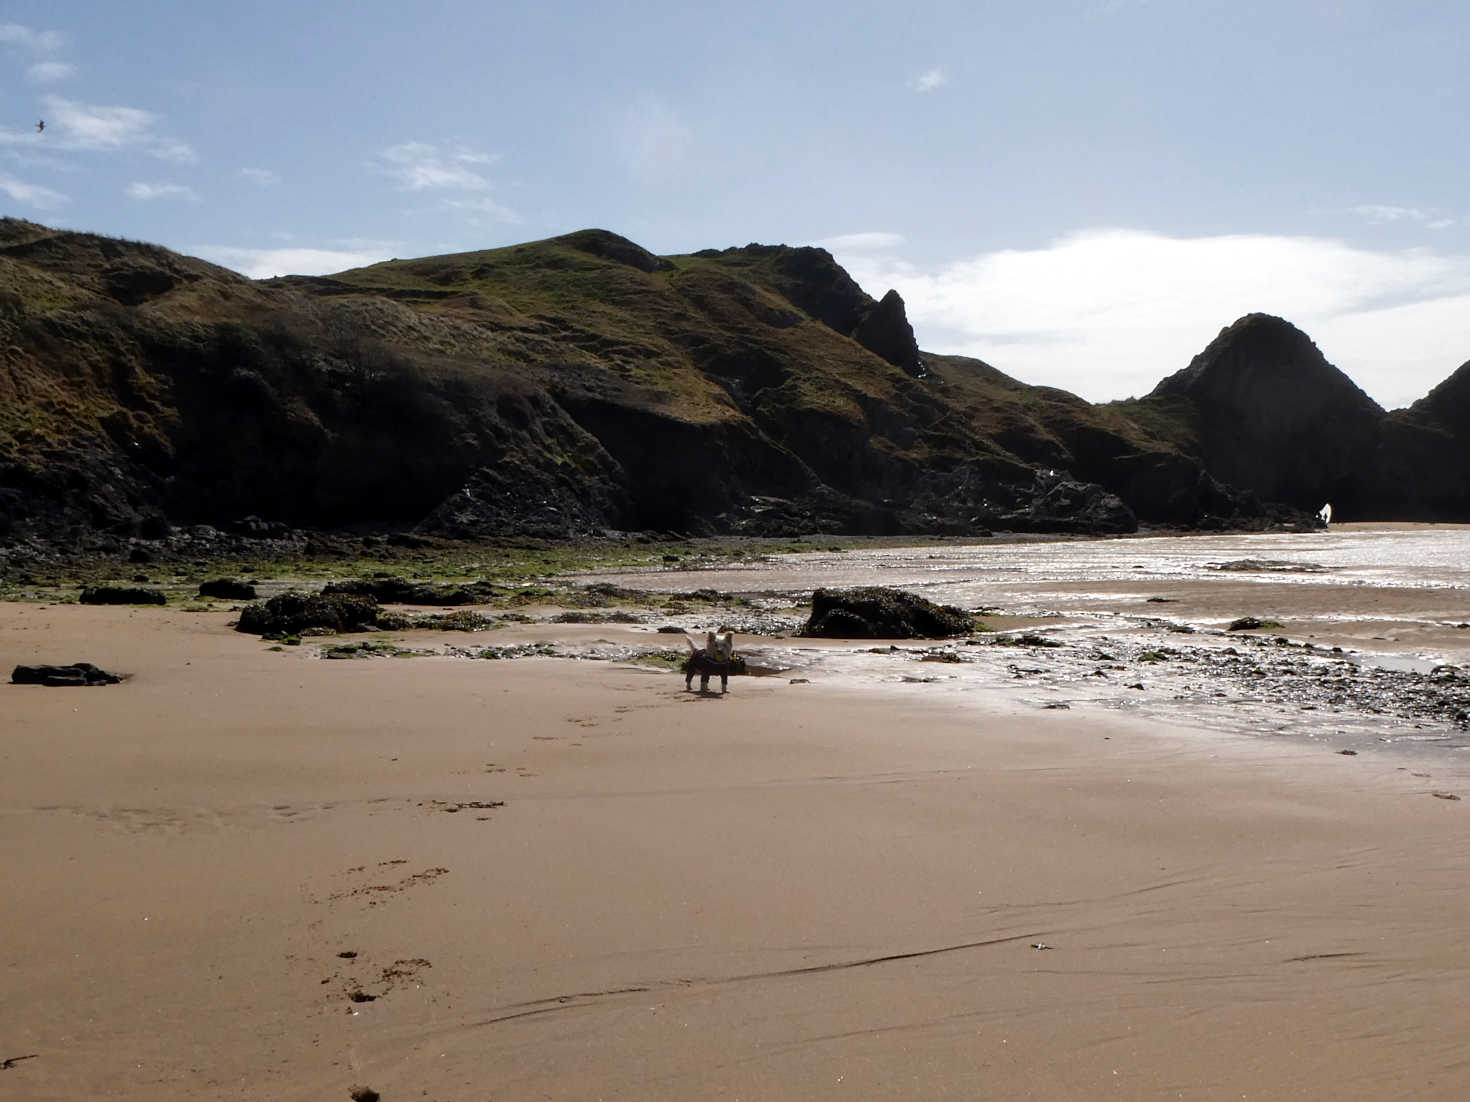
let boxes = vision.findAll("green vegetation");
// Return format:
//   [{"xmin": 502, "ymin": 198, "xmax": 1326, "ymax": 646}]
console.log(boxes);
[{"xmin": 991, "ymin": 632, "xmax": 1064, "ymax": 648}]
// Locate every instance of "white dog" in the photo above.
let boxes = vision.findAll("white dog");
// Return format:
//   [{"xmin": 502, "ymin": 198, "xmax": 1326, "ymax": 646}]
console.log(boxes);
[{"xmin": 683, "ymin": 630, "xmax": 737, "ymax": 693}]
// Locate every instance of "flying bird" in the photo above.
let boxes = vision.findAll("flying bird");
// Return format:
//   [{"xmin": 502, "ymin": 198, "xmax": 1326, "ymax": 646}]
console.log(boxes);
[{"xmin": 35, "ymin": 120, "xmax": 44, "ymax": 133}]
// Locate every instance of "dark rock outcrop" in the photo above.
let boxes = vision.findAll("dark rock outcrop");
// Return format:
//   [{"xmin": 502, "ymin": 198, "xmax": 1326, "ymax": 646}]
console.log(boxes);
[
  {"xmin": 852, "ymin": 289, "xmax": 924, "ymax": 377},
  {"xmin": 804, "ymin": 587, "xmax": 973, "ymax": 639},
  {"xmin": 198, "ymin": 577, "xmax": 257, "ymax": 600},
  {"xmin": 79, "ymin": 585, "xmax": 166, "ymax": 605},
  {"xmin": 1362, "ymin": 360, "xmax": 1470, "ymax": 519},
  {"xmin": 12, "ymin": 662, "xmax": 122, "ymax": 686},
  {"xmin": 1145, "ymin": 314, "xmax": 1383, "ymax": 512},
  {"xmin": 321, "ymin": 577, "xmax": 499, "ymax": 606},
  {"xmin": 235, "ymin": 590, "xmax": 382, "ymax": 636}
]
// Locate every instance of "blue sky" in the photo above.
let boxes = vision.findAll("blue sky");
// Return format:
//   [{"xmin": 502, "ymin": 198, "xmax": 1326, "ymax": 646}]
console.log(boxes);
[{"xmin": 2, "ymin": 0, "xmax": 1468, "ymax": 407}]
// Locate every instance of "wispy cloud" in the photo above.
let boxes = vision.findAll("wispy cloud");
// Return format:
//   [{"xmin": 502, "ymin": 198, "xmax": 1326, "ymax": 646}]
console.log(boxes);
[
  {"xmin": 439, "ymin": 195, "xmax": 522, "ymax": 224},
  {"xmin": 126, "ymin": 181, "xmax": 199, "ymax": 202},
  {"xmin": 373, "ymin": 142, "xmax": 497, "ymax": 191},
  {"xmin": 0, "ymin": 172, "xmax": 67, "ymax": 209},
  {"xmin": 240, "ymin": 167, "xmax": 281, "ymax": 187},
  {"xmin": 1347, "ymin": 204, "xmax": 1457, "ymax": 230},
  {"xmin": 26, "ymin": 60, "xmax": 74, "ymax": 83},
  {"xmin": 910, "ymin": 66, "xmax": 949, "ymax": 93},
  {"xmin": 0, "ymin": 23, "xmax": 64, "ymax": 53},
  {"xmin": 194, "ymin": 245, "xmax": 395, "ymax": 280},
  {"xmin": 827, "ymin": 228, "xmax": 1470, "ymax": 409},
  {"xmin": 41, "ymin": 95, "xmax": 197, "ymax": 162}
]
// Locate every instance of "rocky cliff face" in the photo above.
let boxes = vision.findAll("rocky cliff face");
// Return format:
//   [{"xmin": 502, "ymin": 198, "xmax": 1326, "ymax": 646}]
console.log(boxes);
[
  {"xmin": 1143, "ymin": 314, "xmax": 1385, "ymax": 513},
  {"xmin": 0, "ymin": 221, "xmax": 1142, "ymax": 544},
  {"xmin": 1362, "ymin": 361, "xmax": 1470, "ymax": 519},
  {"xmin": 4, "ymin": 221, "xmax": 1463, "ymax": 547}
]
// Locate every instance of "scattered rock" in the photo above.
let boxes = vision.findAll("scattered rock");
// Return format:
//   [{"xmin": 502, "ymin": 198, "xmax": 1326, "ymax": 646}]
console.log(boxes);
[
  {"xmin": 79, "ymin": 585, "xmax": 166, "ymax": 606},
  {"xmin": 236, "ymin": 590, "xmax": 382, "ymax": 636},
  {"xmin": 349, "ymin": 1086, "xmax": 380, "ymax": 1102},
  {"xmin": 804, "ymin": 586, "xmax": 973, "ymax": 639},
  {"xmin": 1227, "ymin": 616, "xmax": 1281, "ymax": 631},
  {"xmin": 1210, "ymin": 559, "xmax": 1328, "ymax": 574},
  {"xmin": 11, "ymin": 662, "xmax": 123, "ymax": 686},
  {"xmin": 198, "ymin": 577, "xmax": 257, "ymax": 600},
  {"xmin": 1432, "ymin": 792, "xmax": 1461, "ymax": 801},
  {"xmin": 322, "ymin": 577, "xmax": 498, "ymax": 606}
]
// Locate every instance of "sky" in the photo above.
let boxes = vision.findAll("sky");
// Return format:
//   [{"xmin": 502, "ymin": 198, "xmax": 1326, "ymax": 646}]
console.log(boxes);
[{"xmin": 2, "ymin": 0, "xmax": 1468, "ymax": 409}]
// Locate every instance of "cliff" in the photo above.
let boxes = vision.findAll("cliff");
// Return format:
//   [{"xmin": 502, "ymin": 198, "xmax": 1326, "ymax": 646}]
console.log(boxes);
[{"xmin": 5, "ymin": 220, "xmax": 1461, "ymax": 547}]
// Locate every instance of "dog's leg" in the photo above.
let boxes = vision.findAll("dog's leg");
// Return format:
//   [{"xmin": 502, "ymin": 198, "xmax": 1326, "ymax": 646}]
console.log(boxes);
[
  {"xmin": 720, "ymin": 672, "xmax": 728, "ymax": 694},
  {"xmin": 700, "ymin": 673, "xmax": 710, "ymax": 692},
  {"xmin": 685, "ymin": 671, "xmax": 694, "ymax": 691}
]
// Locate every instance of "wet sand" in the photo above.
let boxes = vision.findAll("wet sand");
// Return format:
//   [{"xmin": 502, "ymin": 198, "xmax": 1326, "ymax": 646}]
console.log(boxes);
[{"xmin": 4, "ymin": 592, "xmax": 1470, "ymax": 1100}]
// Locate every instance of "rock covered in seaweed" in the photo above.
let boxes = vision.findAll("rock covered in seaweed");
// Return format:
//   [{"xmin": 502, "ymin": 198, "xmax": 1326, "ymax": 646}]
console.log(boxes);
[
  {"xmin": 321, "ymin": 577, "xmax": 499, "ymax": 606},
  {"xmin": 803, "ymin": 587, "xmax": 973, "ymax": 639},
  {"xmin": 235, "ymin": 590, "xmax": 383, "ymax": 636},
  {"xmin": 80, "ymin": 585, "xmax": 166, "ymax": 605}
]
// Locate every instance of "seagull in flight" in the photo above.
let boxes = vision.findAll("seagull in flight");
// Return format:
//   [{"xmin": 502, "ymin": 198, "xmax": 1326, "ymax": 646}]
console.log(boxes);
[{"xmin": 35, "ymin": 120, "xmax": 44, "ymax": 133}]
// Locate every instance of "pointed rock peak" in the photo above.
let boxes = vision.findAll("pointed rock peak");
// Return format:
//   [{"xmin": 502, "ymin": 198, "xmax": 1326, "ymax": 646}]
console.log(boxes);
[
  {"xmin": 854, "ymin": 288, "xmax": 924, "ymax": 376},
  {"xmin": 555, "ymin": 229, "xmax": 671, "ymax": 273},
  {"xmin": 1151, "ymin": 312, "xmax": 1383, "ymax": 415}
]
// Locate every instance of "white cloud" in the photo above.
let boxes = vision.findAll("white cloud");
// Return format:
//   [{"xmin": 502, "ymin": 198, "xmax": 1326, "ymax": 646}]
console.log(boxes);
[
  {"xmin": 240, "ymin": 167, "xmax": 281, "ymax": 187},
  {"xmin": 126, "ymin": 181, "xmax": 199, "ymax": 202},
  {"xmin": 616, "ymin": 95, "xmax": 692, "ymax": 182},
  {"xmin": 911, "ymin": 66, "xmax": 949, "ymax": 93},
  {"xmin": 0, "ymin": 172, "xmax": 67, "ymax": 209},
  {"xmin": 195, "ymin": 245, "xmax": 393, "ymax": 279},
  {"xmin": 813, "ymin": 232, "xmax": 906, "ymax": 252},
  {"xmin": 828, "ymin": 229, "xmax": 1470, "ymax": 409},
  {"xmin": 0, "ymin": 23, "xmax": 64, "ymax": 53},
  {"xmin": 374, "ymin": 142, "xmax": 494, "ymax": 191},
  {"xmin": 41, "ymin": 95, "xmax": 197, "ymax": 162},
  {"xmin": 26, "ymin": 60, "xmax": 74, "ymax": 82}
]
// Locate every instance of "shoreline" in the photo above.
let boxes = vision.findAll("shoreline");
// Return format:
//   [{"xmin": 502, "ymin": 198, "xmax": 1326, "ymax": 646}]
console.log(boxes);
[{"xmin": 6, "ymin": 533, "xmax": 1470, "ymax": 1099}]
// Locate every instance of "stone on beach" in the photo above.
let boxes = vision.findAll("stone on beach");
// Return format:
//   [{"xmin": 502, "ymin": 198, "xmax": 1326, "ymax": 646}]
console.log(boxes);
[{"xmin": 804, "ymin": 586, "xmax": 973, "ymax": 639}]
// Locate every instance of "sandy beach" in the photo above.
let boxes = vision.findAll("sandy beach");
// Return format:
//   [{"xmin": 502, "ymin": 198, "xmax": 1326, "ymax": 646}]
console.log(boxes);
[{"xmin": 5, "ymin": 542, "xmax": 1470, "ymax": 1100}]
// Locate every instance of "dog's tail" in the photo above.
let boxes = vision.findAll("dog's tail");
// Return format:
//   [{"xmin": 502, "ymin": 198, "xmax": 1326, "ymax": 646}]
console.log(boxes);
[{"xmin": 685, "ymin": 636, "xmax": 699, "ymax": 653}]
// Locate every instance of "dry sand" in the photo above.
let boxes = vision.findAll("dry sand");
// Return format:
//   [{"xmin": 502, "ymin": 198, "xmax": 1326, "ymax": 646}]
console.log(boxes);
[{"xmin": 4, "ymin": 600, "xmax": 1470, "ymax": 1100}]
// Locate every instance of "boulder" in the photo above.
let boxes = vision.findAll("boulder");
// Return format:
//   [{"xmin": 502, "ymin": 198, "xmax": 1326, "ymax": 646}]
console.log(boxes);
[
  {"xmin": 235, "ymin": 590, "xmax": 382, "ymax": 636},
  {"xmin": 79, "ymin": 585, "xmax": 166, "ymax": 605},
  {"xmin": 804, "ymin": 587, "xmax": 973, "ymax": 639},
  {"xmin": 12, "ymin": 662, "xmax": 122, "ymax": 686}
]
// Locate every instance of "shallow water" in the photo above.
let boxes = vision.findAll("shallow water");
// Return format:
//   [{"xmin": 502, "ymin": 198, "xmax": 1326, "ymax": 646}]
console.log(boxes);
[
  {"xmin": 575, "ymin": 525, "xmax": 1470, "ymax": 759},
  {"xmin": 596, "ymin": 524, "xmax": 1470, "ymax": 601}
]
